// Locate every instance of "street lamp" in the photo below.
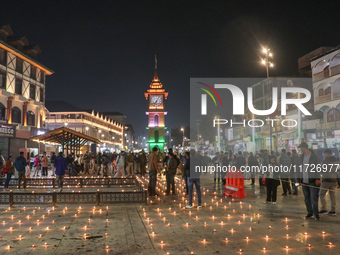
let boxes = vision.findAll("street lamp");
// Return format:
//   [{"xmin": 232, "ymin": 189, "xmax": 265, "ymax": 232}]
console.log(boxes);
[
  {"xmin": 261, "ymin": 47, "xmax": 274, "ymax": 78},
  {"xmin": 181, "ymin": 128, "xmax": 184, "ymax": 148},
  {"xmin": 261, "ymin": 46, "xmax": 274, "ymax": 152},
  {"xmin": 215, "ymin": 116, "xmax": 220, "ymax": 152}
]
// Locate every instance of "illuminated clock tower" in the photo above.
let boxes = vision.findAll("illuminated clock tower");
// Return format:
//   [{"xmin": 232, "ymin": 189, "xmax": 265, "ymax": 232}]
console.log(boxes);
[{"xmin": 144, "ymin": 56, "xmax": 168, "ymax": 152}]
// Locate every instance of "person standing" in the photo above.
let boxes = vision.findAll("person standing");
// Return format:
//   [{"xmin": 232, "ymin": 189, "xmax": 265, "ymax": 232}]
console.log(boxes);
[
  {"xmin": 278, "ymin": 149, "xmax": 292, "ymax": 196},
  {"xmin": 33, "ymin": 155, "xmax": 41, "ymax": 177},
  {"xmin": 212, "ymin": 152, "xmax": 221, "ymax": 183},
  {"xmin": 290, "ymin": 149, "xmax": 300, "ymax": 195},
  {"xmin": 126, "ymin": 152, "xmax": 134, "ymax": 177},
  {"xmin": 79, "ymin": 154, "xmax": 84, "ymax": 173},
  {"xmin": 3, "ymin": 156, "xmax": 13, "ymax": 191},
  {"xmin": 54, "ymin": 152, "xmax": 68, "ymax": 192},
  {"xmin": 14, "ymin": 152, "xmax": 28, "ymax": 190},
  {"xmin": 139, "ymin": 150, "xmax": 147, "ymax": 176},
  {"xmin": 84, "ymin": 151, "xmax": 91, "ymax": 174},
  {"xmin": 114, "ymin": 151, "xmax": 127, "ymax": 177},
  {"xmin": 148, "ymin": 147, "xmax": 158, "ymax": 196},
  {"xmin": 97, "ymin": 152, "xmax": 102, "ymax": 175},
  {"xmin": 165, "ymin": 152, "xmax": 177, "ymax": 195},
  {"xmin": 263, "ymin": 156, "xmax": 280, "ymax": 204},
  {"xmin": 319, "ymin": 149, "xmax": 338, "ymax": 216},
  {"xmin": 298, "ymin": 142, "xmax": 321, "ymax": 220},
  {"xmin": 0, "ymin": 150, "xmax": 4, "ymax": 174},
  {"xmin": 41, "ymin": 152, "xmax": 48, "ymax": 177},
  {"xmin": 247, "ymin": 152, "xmax": 259, "ymax": 185},
  {"xmin": 260, "ymin": 150, "xmax": 269, "ymax": 188},
  {"xmin": 236, "ymin": 151, "xmax": 246, "ymax": 169},
  {"xmin": 186, "ymin": 150, "xmax": 202, "ymax": 209},
  {"xmin": 51, "ymin": 152, "xmax": 57, "ymax": 176},
  {"xmin": 183, "ymin": 151, "xmax": 190, "ymax": 194}
]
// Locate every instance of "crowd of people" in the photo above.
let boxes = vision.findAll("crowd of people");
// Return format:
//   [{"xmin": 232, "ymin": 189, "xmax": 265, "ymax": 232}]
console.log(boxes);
[{"xmin": 1, "ymin": 143, "xmax": 339, "ymax": 220}]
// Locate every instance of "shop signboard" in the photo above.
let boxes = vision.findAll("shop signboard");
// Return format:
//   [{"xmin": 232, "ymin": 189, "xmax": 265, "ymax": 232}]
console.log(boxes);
[{"xmin": 0, "ymin": 124, "xmax": 15, "ymax": 137}]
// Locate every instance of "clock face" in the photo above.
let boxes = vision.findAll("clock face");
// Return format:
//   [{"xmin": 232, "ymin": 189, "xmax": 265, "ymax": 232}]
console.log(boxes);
[{"xmin": 150, "ymin": 95, "xmax": 163, "ymax": 107}]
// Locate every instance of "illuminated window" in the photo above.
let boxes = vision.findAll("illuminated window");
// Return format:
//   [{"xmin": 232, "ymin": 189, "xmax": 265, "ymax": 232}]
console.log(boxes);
[
  {"xmin": 12, "ymin": 107, "xmax": 21, "ymax": 124},
  {"xmin": 154, "ymin": 115, "xmax": 159, "ymax": 126},
  {"xmin": 27, "ymin": 111, "xmax": 35, "ymax": 126}
]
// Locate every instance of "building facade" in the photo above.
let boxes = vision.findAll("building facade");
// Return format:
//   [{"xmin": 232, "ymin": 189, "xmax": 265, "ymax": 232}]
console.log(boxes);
[
  {"xmin": 311, "ymin": 47, "xmax": 340, "ymax": 148},
  {"xmin": 0, "ymin": 25, "xmax": 53, "ymax": 157},
  {"xmin": 45, "ymin": 101, "xmax": 124, "ymax": 154}
]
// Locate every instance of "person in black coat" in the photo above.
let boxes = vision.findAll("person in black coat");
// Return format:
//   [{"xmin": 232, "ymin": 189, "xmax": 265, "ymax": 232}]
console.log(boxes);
[{"xmin": 263, "ymin": 156, "xmax": 280, "ymax": 205}]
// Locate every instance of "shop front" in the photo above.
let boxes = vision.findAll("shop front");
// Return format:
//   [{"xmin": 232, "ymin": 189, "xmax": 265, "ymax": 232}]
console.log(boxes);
[
  {"xmin": 281, "ymin": 131, "xmax": 299, "ymax": 152},
  {"xmin": 306, "ymin": 132, "xmax": 324, "ymax": 149}
]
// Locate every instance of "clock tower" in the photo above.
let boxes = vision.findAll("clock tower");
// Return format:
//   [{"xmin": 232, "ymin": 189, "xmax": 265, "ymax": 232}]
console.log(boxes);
[{"xmin": 145, "ymin": 56, "xmax": 168, "ymax": 152}]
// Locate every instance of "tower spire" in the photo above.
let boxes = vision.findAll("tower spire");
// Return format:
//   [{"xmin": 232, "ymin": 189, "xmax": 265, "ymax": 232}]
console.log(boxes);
[{"xmin": 153, "ymin": 54, "xmax": 159, "ymax": 81}]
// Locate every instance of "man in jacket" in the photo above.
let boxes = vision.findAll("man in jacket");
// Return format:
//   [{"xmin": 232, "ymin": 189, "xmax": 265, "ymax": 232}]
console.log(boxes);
[
  {"xmin": 298, "ymin": 142, "xmax": 321, "ymax": 220},
  {"xmin": 165, "ymin": 152, "xmax": 177, "ymax": 195},
  {"xmin": 260, "ymin": 150, "xmax": 269, "ymax": 188},
  {"xmin": 247, "ymin": 152, "xmax": 259, "ymax": 185},
  {"xmin": 212, "ymin": 152, "xmax": 221, "ymax": 183},
  {"xmin": 126, "ymin": 152, "xmax": 134, "ymax": 177},
  {"xmin": 54, "ymin": 152, "xmax": 68, "ymax": 192},
  {"xmin": 97, "ymin": 152, "xmax": 102, "ymax": 175},
  {"xmin": 114, "ymin": 151, "xmax": 127, "ymax": 177},
  {"xmin": 290, "ymin": 149, "xmax": 300, "ymax": 195},
  {"xmin": 51, "ymin": 152, "xmax": 57, "ymax": 176},
  {"xmin": 235, "ymin": 151, "xmax": 246, "ymax": 169},
  {"xmin": 185, "ymin": 150, "xmax": 202, "ymax": 209},
  {"xmin": 139, "ymin": 150, "xmax": 147, "ymax": 176},
  {"xmin": 319, "ymin": 149, "xmax": 338, "ymax": 215},
  {"xmin": 148, "ymin": 147, "xmax": 158, "ymax": 196},
  {"xmin": 13, "ymin": 151, "xmax": 28, "ymax": 190},
  {"xmin": 278, "ymin": 149, "xmax": 292, "ymax": 196},
  {"xmin": 84, "ymin": 151, "xmax": 91, "ymax": 174}
]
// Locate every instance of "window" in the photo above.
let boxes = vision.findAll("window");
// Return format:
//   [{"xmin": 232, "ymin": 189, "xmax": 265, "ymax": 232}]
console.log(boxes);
[
  {"xmin": 0, "ymin": 69, "xmax": 6, "ymax": 89},
  {"xmin": 0, "ymin": 48, "xmax": 6, "ymax": 65},
  {"xmin": 40, "ymin": 88, "xmax": 44, "ymax": 102},
  {"xmin": 40, "ymin": 72, "xmax": 45, "ymax": 84},
  {"xmin": 154, "ymin": 130, "xmax": 159, "ymax": 142},
  {"xmin": 0, "ymin": 103, "xmax": 5, "ymax": 121},
  {"xmin": 11, "ymin": 107, "xmax": 21, "ymax": 124},
  {"xmin": 327, "ymin": 108, "xmax": 340, "ymax": 122},
  {"xmin": 319, "ymin": 89, "xmax": 324, "ymax": 96},
  {"xmin": 27, "ymin": 111, "xmax": 35, "ymax": 126},
  {"xmin": 15, "ymin": 78, "xmax": 22, "ymax": 95},
  {"xmin": 154, "ymin": 115, "xmax": 159, "ymax": 126},
  {"xmin": 16, "ymin": 57, "xmax": 23, "ymax": 73},
  {"xmin": 30, "ymin": 66, "xmax": 36, "ymax": 79},
  {"xmin": 325, "ymin": 87, "xmax": 331, "ymax": 95},
  {"xmin": 30, "ymin": 84, "xmax": 35, "ymax": 100}
]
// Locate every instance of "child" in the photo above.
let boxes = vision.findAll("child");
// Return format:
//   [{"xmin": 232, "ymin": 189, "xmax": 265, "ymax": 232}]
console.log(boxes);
[{"xmin": 33, "ymin": 155, "xmax": 41, "ymax": 177}]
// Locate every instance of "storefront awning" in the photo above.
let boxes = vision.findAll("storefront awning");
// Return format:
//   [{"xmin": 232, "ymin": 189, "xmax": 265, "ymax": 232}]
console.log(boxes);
[{"xmin": 30, "ymin": 127, "xmax": 101, "ymax": 153}]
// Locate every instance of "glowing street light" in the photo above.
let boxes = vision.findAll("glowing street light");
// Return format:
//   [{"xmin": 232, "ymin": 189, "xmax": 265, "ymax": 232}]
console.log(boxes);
[
  {"xmin": 261, "ymin": 47, "xmax": 274, "ymax": 78},
  {"xmin": 181, "ymin": 128, "xmax": 184, "ymax": 148}
]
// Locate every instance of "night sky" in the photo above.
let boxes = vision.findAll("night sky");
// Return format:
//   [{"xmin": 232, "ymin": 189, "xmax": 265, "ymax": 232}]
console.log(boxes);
[{"xmin": 1, "ymin": 1, "xmax": 340, "ymax": 138}]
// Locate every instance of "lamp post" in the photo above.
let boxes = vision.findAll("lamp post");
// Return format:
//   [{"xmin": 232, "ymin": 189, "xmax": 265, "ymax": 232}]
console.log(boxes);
[
  {"xmin": 261, "ymin": 47, "xmax": 274, "ymax": 152},
  {"xmin": 215, "ymin": 116, "xmax": 220, "ymax": 152},
  {"xmin": 181, "ymin": 128, "xmax": 184, "ymax": 149}
]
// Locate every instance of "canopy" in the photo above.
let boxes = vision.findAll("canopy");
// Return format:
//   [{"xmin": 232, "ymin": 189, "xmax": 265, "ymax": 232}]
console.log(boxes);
[{"xmin": 30, "ymin": 127, "xmax": 101, "ymax": 154}]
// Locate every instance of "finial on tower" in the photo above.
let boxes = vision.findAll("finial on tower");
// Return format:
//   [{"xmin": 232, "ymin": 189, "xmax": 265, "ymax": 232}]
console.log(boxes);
[
  {"xmin": 155, "ymin": 55, "xmax": 157, "ymax": 69},
  {"xmin": 153, "ymin": 54, "xmax": 159, "ymax": 81}
]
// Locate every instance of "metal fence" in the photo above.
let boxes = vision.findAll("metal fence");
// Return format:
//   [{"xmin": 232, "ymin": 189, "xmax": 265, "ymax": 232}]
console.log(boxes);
[
  {"xmin": 0, "ymin": 178, "xmax": 147, "ymax": 206},
  {"xmin": 0, "ymin": 177, "xmax": 136, "ymax": 189}
]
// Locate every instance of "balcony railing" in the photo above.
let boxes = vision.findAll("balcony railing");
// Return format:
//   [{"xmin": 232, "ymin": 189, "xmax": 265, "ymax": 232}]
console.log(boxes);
[
  {"xmin": 331, "ymin": 64, "xmax": 340, "ymax": 76},
  {"xmin": 313, "ymin": 64, "xmax": 340, "ymax": 82},
  {"xmin": 316, "ymin": 121, "xmax": 340, "ymax": 130},
  {"xmin": 315, "ymin": 93, "xmax": 332, "ymax": 104},
  {"xmin": 313, "ymin": 69, "xmax": 329, "ymax": 82}
]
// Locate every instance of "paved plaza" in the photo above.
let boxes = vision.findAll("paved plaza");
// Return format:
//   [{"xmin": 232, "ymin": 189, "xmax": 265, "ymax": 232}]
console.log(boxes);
[{"xmin": 0, "ymin": 176, "xmax": 340, "ymax": 255}]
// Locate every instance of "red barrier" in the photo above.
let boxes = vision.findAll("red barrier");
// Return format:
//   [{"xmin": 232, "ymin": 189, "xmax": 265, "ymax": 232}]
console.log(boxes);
[{"xmin": 223, "ymin": 170, "xmax": 246, "ymax": 199}]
